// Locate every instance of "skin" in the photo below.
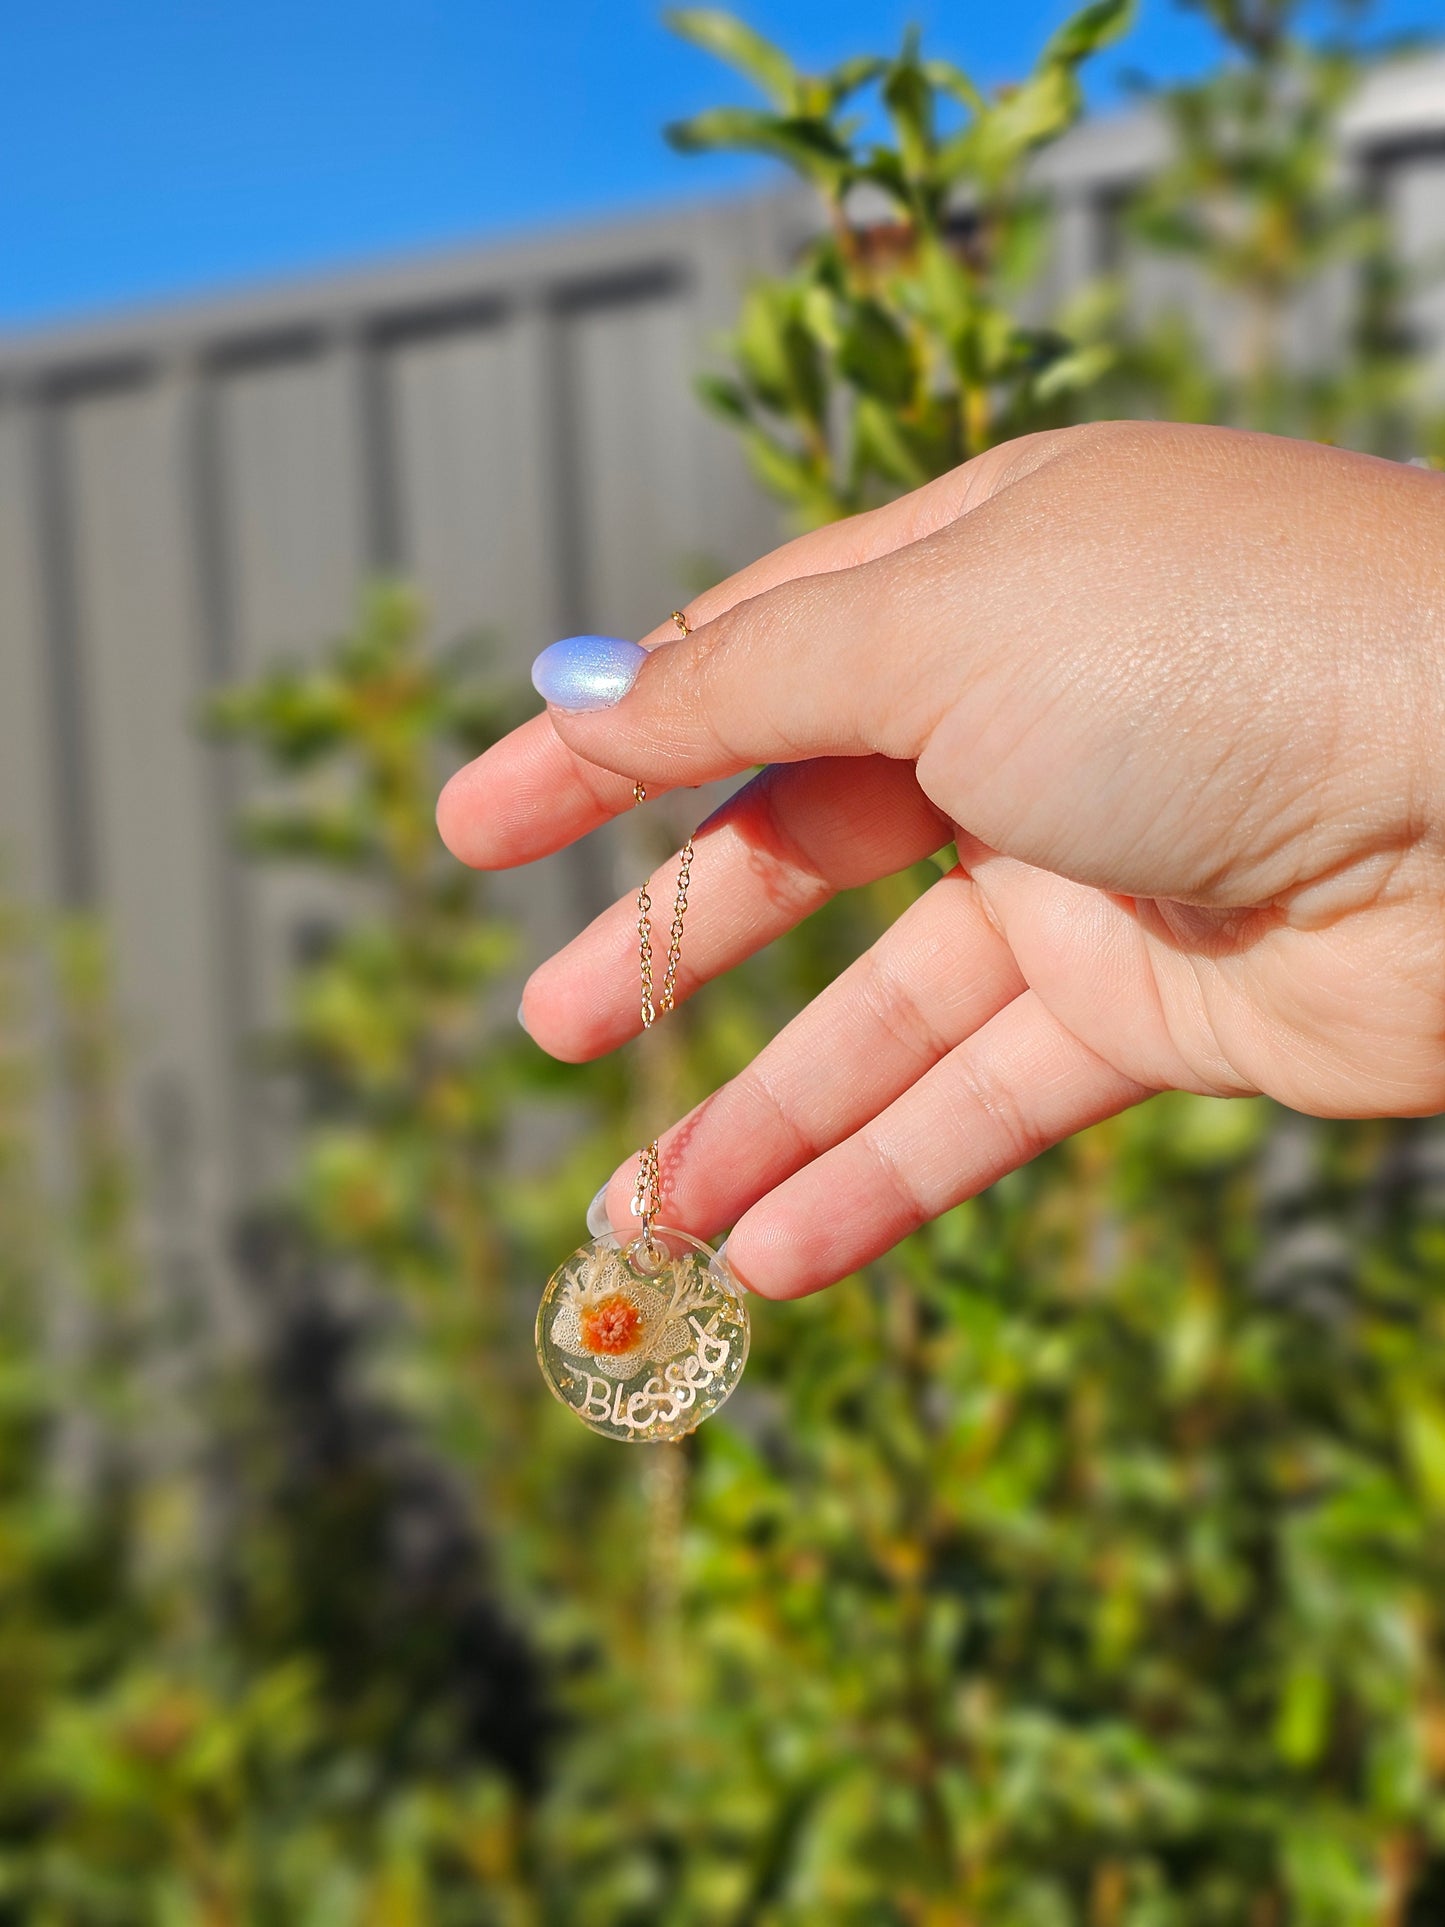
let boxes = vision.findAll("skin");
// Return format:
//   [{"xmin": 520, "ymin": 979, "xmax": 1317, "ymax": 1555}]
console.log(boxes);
[{"xmin": 437, "ymin": 420, "xmax": 1445, "ymax": 1301}]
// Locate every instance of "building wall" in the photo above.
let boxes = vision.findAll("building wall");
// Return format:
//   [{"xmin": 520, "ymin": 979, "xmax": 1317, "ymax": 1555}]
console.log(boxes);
[{"xmin": 1, "ymin": 64, "xmax": 1443, "ymax": 1317}]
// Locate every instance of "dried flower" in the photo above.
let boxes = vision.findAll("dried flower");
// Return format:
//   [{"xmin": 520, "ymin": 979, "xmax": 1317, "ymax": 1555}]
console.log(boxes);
[{"xmin": 550, "ymin": 1246, "xmax": 717, "ymax": 1379}]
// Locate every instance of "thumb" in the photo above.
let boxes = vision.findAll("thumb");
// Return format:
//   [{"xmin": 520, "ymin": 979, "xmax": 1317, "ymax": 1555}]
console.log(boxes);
[
  {"xmin": 532, "ymin": 528, "xmax": 960, "ymax": 787},
  {"xmin": 528, "ymin": 423, "xmax": 1078, "ymax": 789}
]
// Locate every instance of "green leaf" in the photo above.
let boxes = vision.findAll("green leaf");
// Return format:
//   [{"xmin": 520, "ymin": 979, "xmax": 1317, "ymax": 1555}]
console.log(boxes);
[
  {"xmin": 1032, "ymin": 340, "xmax": 1116, "ymax": 401},
  {"xmin": 859, "ymin": 147, "xmax": 912, "ymax": 209},
  {"xmin": 924, "ymin": 58, "xmax": 985, "ymax": 115},
  {"xmin": 664, "ymin": 107, "xmax": 853, "ymax": 190},
  {"xmin": 946, "ymin": 65, "xmax": 1081, "ymax": 188},
  {"xmin": 1128, "ymin": 203, "xmax": 1212, "ymax": 256},
  {"xmin": 799, "ymin": 283, "xmax": 843, "ymax": 353},
  {"xmin": 1275, "ymin": 1664, "xmax": 1330, "ymax": 1767},
  {"xmin": 694, "ymin": 372, "xmax": 750, "ymax": 423},
  {"xmin": 1281, "ymin": 1822, "xmax": 1375, "ymax": 1917},
  {"xmin": 992, "ymin": 194, "xmax": 1052, "ymax": 291},
  {"xmin": 882, "ymin": 31, "xmax": 935, "ymax": 184},
  {"xmin": 237, "ymin": 806, "xmax": 373, "ymax": 866},
  {"xmin": 734, "ymin": 287, "xmax": 792, "ymax": 409},
  {"xmin": 973, "ymin": 305, "xmax": 1027, "ymax": 380},
  {"xmin": 1401, "ymin": 1395, "xmax": 1445, "ymax": 1513},
  {"xmin": 734, "ymin": 285, "xmax": 826, "ymax": 424},
  {"xmin": 665, "ymin": 9, "xmax": 798, "ymax": 111},
  {"xmin": 837, "ymin": 300, "xmax": 916, "ymax": 408},
  {"xmin": 825, "ymin": 54, "xmax": 888, "ymax": 108},
  {"xmin": 740, "ymin": 425, "xmax": 836, "ymax": 518},
  {"xmin": 917, "ymin": 232, "xmax": 975, "ymax": 342},
  {"xmin": 1042, "ymin": 0, "xmax": 1135, "ymax": 69},
  {"xmin": 852, "ymin": 395, "xmax": 930, "ymax": 489}
]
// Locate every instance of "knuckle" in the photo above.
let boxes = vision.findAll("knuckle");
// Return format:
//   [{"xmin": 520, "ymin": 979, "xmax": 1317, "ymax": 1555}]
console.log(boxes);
[
  {"xmin": 949, "ymin": 1048, "xmax": 1043, "ymax": 1173},
  {"xmin": 860, "ymin": 1129, "xmax": 929, "ymax": 1229},
  {"xmin": 858, "ymin": 944, "xmax": 950, "ymax": 1068},
  {"xmin": 745, "ymin": 1059, "xmax": 824, "ymax": 1169}
]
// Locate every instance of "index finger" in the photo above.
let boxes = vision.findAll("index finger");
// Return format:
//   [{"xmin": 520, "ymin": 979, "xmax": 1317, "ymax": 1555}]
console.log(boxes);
[{"xmin": 436, "ymin": 435, "xmax": 1052, "ymax": 871}]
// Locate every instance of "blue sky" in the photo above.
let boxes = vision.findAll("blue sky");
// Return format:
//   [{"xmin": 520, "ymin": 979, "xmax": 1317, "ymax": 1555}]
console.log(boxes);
[{"xmin": 2, "ymin": 0, "xmax": 1439, "ymax": 330}]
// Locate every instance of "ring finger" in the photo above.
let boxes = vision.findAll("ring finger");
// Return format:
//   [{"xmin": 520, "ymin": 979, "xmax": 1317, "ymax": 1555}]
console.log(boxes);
[
  {"xmin": 521, "ymin": 755, "xmax": 952, "ymax": 1061},
  {"xmin": 593, "ymin": 865, "xmax": 1026, "ymax": 1239}
]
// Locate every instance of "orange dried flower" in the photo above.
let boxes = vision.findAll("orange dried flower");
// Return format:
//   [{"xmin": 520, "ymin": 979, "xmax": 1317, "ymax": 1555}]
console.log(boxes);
[{"xmin": 579, "ymin": 1293, "xmax": 644, "ymax": 1356}]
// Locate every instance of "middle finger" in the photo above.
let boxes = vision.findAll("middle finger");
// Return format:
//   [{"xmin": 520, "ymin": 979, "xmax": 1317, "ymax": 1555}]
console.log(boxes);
[
  {"xmin": 520, "ymin": 755, "xmax": 951, "ymax": 1062},
  {"xmin": 593, "ymin": 862, "xmax": 1025, "ymax": 1241}
]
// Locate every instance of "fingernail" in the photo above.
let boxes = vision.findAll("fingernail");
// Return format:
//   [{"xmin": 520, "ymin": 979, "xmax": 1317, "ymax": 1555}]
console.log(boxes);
[
  {"xmin": 715, "ymin": 1235, "xmax": 749, "ymax": 1290},
  {"xmin": 516, "ymin": 999, "xmax": 530, "ymax": 1034},
  {"xmin": 585, "ymin": 1183, "xmax": 613, "ymax": 1239},
  {"xmin": 531, "ymin": 635, "xmax": 647, "ymax": 711}
]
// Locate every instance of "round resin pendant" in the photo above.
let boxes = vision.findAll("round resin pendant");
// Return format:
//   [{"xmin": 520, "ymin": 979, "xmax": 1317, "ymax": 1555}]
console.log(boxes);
[{"xmin": 536, "ymin": 1227, "xmax": 749, "ymax": 1442}]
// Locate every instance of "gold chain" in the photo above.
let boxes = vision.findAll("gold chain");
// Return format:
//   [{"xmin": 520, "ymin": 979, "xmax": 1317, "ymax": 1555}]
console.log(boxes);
[{"xmin": 630, "ymin": 611, "xmax": 693, "ymax": 1246}]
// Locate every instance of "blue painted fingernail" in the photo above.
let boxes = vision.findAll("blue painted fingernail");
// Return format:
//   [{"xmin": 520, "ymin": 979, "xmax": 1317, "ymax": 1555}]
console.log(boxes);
[{"xmin": 531, "ymin": 634, "xmax": 647, "ymax": 711}]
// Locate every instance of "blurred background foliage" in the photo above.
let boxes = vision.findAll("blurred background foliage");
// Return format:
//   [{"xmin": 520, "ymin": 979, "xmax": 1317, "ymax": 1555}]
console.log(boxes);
[{"xmin": 4, "ymin": 0, "xmax": 1445, "ymax": 1921}]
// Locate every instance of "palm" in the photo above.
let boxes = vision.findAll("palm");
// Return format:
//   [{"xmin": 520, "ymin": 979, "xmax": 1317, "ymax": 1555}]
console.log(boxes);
[{"xmin": 958, "ymin": 836, "xmax": 1441, "ymax": 1119}]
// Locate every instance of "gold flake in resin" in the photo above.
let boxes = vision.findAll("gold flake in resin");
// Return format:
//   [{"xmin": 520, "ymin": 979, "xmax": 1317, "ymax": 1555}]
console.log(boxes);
[{"xmin": 536, "ymin": 1227, "xmax": 749, "ymax": 1442}]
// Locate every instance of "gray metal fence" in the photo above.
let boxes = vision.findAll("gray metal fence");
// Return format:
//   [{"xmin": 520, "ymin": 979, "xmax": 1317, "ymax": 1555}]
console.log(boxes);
[{"xmin": 2, "ymin": 58, "xmax": 1443, "ymax": 1323}]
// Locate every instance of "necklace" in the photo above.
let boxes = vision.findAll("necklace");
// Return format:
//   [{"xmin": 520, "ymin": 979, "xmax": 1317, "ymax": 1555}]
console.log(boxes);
[{"xmin": 534, "ymin": 611, "xmax": 750, "ymax": 1442}]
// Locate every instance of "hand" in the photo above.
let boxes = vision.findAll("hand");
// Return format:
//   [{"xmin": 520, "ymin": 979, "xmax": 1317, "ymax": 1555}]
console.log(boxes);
[{"xmin": 437, "ymin": 420, "xmax": 1445, "ymax": 1299}]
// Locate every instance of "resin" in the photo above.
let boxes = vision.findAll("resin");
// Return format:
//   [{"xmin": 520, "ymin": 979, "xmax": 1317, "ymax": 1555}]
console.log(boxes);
[{"xmin": 535, "ymin": 1226, "xmax": 749, "ymax": 1442}]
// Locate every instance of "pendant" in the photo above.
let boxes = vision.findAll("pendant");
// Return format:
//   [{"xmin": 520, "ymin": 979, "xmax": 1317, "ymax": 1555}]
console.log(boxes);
[{"xmin": 536, "ymin": 1226, "xmax": 750, "ymax": 1442}]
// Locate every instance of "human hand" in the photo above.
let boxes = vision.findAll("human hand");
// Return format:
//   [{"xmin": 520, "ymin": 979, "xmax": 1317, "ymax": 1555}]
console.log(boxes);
[{"xmin": 437, "ymin": 421, "xmax": 1445, "ymax": 1299}]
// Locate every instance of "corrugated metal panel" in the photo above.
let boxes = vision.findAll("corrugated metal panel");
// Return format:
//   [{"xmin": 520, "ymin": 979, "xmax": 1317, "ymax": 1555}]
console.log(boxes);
[
  {"xmin": 0, "ymin": 402, "xmax": 57, "ymax": 906},
  {"xmin": 389, "ymin": 315, "xmax": 551, "ymax": 650},
  {"xmin": 63, "ymin": 374, "xmax": 242, "ymax": 1327},
  {"xmin": 1390, "ymin": 150, "xmax": 1445, "ymax": 397}
]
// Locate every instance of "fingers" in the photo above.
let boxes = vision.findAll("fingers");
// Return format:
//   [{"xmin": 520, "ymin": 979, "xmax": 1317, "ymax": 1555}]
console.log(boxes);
[
  {"xmin": 595, "ymin": 866, "xmax": 1026, "ymax": 1235},
  {"xmin": 520, "ymin": 757, "xmax": 951, "ymax": 1061},
  {"xmin": 437, "ymin": 428, "xmax": 1074, "ymax": 872},
  {"xmin": 436, "ymin": 711, "xmax": 649, "ymax": 870},
  {"xmin": 540, "ymin": 534, "xmax": 950, "ymax": 787},
  {"xmin": 723, "ymin": 991, "xmax": 1150, "ymax": 1299}
]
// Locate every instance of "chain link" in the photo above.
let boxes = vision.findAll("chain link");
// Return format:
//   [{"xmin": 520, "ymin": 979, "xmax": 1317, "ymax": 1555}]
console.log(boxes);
[{"xmin": 629, "ymin": 612, "xmax": 693, "ymax": 1247}]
